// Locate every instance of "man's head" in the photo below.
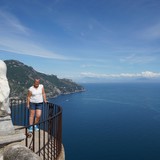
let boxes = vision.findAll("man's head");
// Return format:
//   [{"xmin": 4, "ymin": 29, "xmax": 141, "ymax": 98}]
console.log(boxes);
[{"xmin": 34, "ymin": 79, "xmax": 40, "ymax": 88}]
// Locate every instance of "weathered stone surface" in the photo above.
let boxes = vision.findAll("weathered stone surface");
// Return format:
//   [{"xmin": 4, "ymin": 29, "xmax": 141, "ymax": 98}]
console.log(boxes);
[
  {"xmin": 0, "ymin": 130, "xmax": 25, "ymax": 147},
  {"xmin": 57, "ymin": 144, "xmax": 65, "ymax": 160},
  {"xmin": 0, "ymin": 116, "xmax": 15, "ymax": 136},
  {"xmin": 3, "ymin": 144, "xmax": 42, "ymax": 160}
]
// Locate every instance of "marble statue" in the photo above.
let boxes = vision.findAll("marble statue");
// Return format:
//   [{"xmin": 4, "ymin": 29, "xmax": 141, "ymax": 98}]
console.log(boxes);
[
  {"xmin": 0, "ymin": 60, "xmax": 25, "ymax": 152},
  {"xmin": 0, "ymin": 60, "xmax": 11, "ymax": 117}
]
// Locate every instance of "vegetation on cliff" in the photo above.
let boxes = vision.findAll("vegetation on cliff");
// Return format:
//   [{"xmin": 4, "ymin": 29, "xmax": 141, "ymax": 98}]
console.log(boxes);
[{"xmin": 5, "ymin": 60, "xmax": 84, "ymax": 99}]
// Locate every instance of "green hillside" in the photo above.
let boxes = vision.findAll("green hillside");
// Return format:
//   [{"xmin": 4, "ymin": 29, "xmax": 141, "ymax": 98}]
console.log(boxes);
[{"xmin": 5, "ymin": 60, "xmax": 84, "ymax": 99}]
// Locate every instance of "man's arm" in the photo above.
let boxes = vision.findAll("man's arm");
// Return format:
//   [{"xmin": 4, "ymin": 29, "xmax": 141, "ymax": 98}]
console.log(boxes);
[
  {"xmin": 26, "ymin": 90, "xmax": 32, "ymax": 108},
  {"xmin": 42, "ymin": 87, "xmax": 47, "ymax": 103}
]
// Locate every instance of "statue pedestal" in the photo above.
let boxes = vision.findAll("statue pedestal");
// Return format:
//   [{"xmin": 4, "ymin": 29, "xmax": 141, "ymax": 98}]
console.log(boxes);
[
  {"xmin": 0, "ymin": 116, "xmax": 26, "ymax": 159},
  {"xmin": 0, "ymin": 116, "xmax": 26, "ymax": 148},
  {"xmin": 0, "ymin": 116, "xmax": 15, "ymax": 136},
  {"xmin": 0, "ymin": 131, "xmax": 26, "ymax": 148}
]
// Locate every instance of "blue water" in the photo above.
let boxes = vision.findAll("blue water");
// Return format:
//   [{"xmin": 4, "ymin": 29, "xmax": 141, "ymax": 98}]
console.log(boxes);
[{"xmin": 50, "ymin": 83, "xmax": 160, "ymax": 160}]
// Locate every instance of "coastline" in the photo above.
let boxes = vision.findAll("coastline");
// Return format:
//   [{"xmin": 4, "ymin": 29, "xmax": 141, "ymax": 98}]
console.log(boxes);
[{"xmin": 47, "ymin": 88, "xmax": 86, "ymax": 100}]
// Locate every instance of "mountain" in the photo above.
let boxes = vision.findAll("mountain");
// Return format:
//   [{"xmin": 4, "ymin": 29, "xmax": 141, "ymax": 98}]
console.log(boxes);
[{"xmin": 5, "ymin": 60, "xmax": 84, "ymax": 99}]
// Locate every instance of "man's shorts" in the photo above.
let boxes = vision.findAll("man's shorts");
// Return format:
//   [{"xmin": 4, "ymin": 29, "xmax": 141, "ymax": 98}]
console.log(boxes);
[{"xmin": 30, "ymin": 102, "xmax": 43, "ymax": 110}]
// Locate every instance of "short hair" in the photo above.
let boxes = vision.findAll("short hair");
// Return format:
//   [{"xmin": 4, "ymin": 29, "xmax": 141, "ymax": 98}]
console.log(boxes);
[{"xmin": 34, "ymin": 79, "xmax": 40, "ymax": 83}]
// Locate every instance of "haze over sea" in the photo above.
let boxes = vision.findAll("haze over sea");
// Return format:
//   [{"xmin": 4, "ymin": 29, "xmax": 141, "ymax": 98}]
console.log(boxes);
[{"xmin": 50, "ymin": 83, "xmax": 160, "ymax": 160}]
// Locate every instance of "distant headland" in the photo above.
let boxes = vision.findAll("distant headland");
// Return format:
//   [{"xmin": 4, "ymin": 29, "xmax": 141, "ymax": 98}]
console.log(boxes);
[{"xmin": 5, "ymin": 60, "xmax": 85, "ymax": 99}]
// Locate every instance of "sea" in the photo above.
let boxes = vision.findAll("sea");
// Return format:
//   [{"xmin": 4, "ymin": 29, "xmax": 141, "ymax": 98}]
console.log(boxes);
[{"xmin": 50, "ymin": 83, "xmax": 160, "ymax": 160}]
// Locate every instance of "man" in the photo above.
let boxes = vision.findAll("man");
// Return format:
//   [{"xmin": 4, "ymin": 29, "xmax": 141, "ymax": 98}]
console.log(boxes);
[{"xmin": 26, "ymin": 79, "xmax": 47, "ymax": 132}]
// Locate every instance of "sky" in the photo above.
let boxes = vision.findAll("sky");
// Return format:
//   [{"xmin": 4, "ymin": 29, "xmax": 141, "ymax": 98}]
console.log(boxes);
[{"xmin": 0, "ymin": 0, "xmax": 160, "ymax": 83}]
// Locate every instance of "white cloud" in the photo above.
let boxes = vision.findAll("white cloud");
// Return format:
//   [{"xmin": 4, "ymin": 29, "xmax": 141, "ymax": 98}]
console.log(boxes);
[
  {"xmin": 120, "ymin": 53, "xmax": 155, "ymax": 64},
  {"xmin": 0, "ymin": 10, "xmax": 75, "ymax": 60},
  {"xmin": 81, "ymin": 64, "xmax": 109, "ymax": 68},
  {"xmin": 136, "ymin": 22, "xmax": 160, "ymax": 40},
  {"xmin": 140, "ymin": 71, "xmax": 160, "ymax": 78},
  {"xmin": 0, "ymin": 10, "xmax": 30, "ymax": 36},
  {"xmin": 0, "ymin": 37, "xmax": 69, "ymax": 60},
  {"xmin": 81, "ymin": 71, "xmax": 160, "ymax": 79}
]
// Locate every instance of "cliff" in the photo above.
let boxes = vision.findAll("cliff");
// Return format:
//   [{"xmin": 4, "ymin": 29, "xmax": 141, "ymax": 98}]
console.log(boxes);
[{"xmin": 5, "ymin": 60, "xmax": 84, "ymax": 99}]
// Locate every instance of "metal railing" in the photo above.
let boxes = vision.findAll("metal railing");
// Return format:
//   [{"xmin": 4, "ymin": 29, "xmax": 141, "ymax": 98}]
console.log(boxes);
[{"xmin": 10, "ymin": 99, "xmax": 62, "ymax": 160}]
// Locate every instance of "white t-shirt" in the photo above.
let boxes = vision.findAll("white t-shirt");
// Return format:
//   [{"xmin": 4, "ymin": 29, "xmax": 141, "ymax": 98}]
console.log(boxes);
[{"xmin": 29, "ymin": 84, "xmax": 44, "ymax": 103}]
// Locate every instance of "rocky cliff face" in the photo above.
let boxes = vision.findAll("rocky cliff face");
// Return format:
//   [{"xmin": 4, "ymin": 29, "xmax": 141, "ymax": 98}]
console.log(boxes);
[{"xmin": 5, "ymin": 60, "xmax": 84, "ymax": 99}]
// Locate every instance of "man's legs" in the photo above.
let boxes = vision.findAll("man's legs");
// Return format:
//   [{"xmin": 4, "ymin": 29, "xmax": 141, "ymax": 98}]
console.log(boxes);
[
  {"xmin": 35, "ymin": 109, "xmax": 42, "ymax": 124},
  {"xmin": 28, "ymin": 103, "xmax": 42, "ymax": 132},
  {"xmin": 29, "ymin": 109, "xmax": 35, "ymax": 125},
  {"xmin": 28, "ymin": 109, "xmax": 35, "ymax": 132}
]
